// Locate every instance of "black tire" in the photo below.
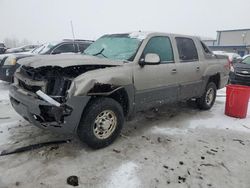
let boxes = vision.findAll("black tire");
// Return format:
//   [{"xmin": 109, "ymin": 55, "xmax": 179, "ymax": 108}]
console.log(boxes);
[
  {"xmin": 197, "ymin": 82, "xmax": 217, "ymax": 110},
  {"xmin": 77, "ymin": 97, "xmax": 124, "ymax": 149}
]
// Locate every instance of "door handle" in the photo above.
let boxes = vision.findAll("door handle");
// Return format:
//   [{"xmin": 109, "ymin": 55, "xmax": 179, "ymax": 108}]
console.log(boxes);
[
  {"xmin": 196, "ymin": 66, "xmax": 200, "ymax": 71},
  {"xmin": 172, "ymin": 69, "xmax": 177, "ymax": 73}
]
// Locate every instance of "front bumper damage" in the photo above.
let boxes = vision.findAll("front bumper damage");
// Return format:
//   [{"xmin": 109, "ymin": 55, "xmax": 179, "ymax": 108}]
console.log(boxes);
[{"xmin": 9, "ymin": 85, "xmax": 91, "ymax": 134}]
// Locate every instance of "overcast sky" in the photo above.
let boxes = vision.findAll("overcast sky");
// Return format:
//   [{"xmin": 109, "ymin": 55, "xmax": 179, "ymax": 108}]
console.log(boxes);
[{"xmin": 0, "ymin": 0, "xmax": 249, "ymax": 43}]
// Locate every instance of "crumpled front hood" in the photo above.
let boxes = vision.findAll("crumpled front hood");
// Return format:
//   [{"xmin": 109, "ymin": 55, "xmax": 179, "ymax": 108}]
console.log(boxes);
[{"xmin": 18, "ymin": 54, "xmax": 124, "ymax": 68}]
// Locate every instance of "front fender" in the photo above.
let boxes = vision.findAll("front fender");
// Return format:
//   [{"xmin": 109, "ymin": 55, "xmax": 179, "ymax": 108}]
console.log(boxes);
[{"xmin": 68, "ymin": 66, "xmax": 133, "ymax": 97}]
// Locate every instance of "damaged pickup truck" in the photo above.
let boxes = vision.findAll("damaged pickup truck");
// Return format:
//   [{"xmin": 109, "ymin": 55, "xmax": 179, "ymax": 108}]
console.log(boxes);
[{"xmin": 9, "ymin": 32, "xmax": 229, "ymax": 148}]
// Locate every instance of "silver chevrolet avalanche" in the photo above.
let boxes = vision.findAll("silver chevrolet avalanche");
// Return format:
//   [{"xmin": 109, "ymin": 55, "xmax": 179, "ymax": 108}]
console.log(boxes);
[{"xmin": 9, "ymin": 32, "xmax": 229, "ymax": 148}]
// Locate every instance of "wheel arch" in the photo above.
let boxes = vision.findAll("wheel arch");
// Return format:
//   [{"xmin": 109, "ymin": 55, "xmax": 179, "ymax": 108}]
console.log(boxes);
[
  {"xmin": 86, "ymin": 84, "xmax": 135, "ymax": 118},
  {"xmin": 207, "ymin": 73, "xmax": 220, "ymax": 89}
]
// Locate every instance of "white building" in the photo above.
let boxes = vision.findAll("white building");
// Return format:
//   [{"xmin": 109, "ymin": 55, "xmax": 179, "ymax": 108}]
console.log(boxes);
[{"xmin": 203, "ymin": 29, "xmax": 250, "ymax": 56}]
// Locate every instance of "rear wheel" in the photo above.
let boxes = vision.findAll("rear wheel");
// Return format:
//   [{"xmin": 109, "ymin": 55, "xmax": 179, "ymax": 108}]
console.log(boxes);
[
  {"xmin": 197, "ymin": 82, "xmax": 217, "ymax": 110},
  {"xmin": 77, "ymin": 97, "xmax": 124, "ymax": 149}
]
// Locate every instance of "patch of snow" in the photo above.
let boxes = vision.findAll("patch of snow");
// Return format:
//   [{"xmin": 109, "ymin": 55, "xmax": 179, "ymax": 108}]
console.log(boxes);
[
  {"xmin": 105, "ymin": 161, "xmax": 140, "ymax": 188},
  {"xmin": 188, "ymin": 114, "xmax": 250, "ymax": 133},
  {"xmin": 0, "ymin": 121, "xmax": 19, "ymax": 145},
  {"xmin": 129, "ymin": 31, "xmax": 150, "ymax": 40},
  {"xmin": 0, "ymin": 89, "xmax": 9, "ymax": 101},
  {"xmin": 151, "ymin": 126, "xmax": 188, "ymax": 135}
]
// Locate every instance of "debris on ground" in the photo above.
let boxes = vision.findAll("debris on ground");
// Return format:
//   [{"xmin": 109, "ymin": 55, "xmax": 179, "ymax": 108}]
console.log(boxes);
[
  {"xmin": 112, "ymin": 149, "xmax": 121, "ymax": 153},
  {"xmin": 233, "ymin": 139, "xmax": 245, "ymax": 145},
  {"xmin": 157, "ymin": 137, "xmax": 162, "ymax": 143},
  {"xmin": 0, "ymin": 117, "xmax": 10, "ymax": 119},
  {"xmin": 120, "ymin": 134, "xmax": 129, "ymax": 139},
  {"xmin": 242, "ymin": 124, "xmax": 250, "ymax": 129},
  {"xmin": 163, "ymin": 165, "xmax": 168, "ymax": 169},
  {"xmin": 206, "ymin": 150, "xmax": 216, "ymax": 155},
  {"xmin": 179, "ymin": 161, "xmax": 184, "ymax": 165},
  {"xmin": 178, "ymin": 176, "xmax": 186, "ymax": 183},
  {"xmin": 15, "ymin": 182, "xmax": 20, "ymax": 186},
  {"xmin": 67, "ymin": 176, "xmax": 79, "ymax": 186},
  {"xmin": 0, "ymin": 140, "xmax": 71, "ymax": 156},
  {"xmin": 200, "ymin": 163, "xmax": 215, "ymax": 167},
  {"xmin": 220, "ymin": 162, "xmax": 231, "ymax": 173}
]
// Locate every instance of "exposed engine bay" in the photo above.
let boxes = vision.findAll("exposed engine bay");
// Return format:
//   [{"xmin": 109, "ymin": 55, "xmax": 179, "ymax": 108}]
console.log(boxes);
[{"xmin": 15, "ymin": 65, "xmax": 113, "ymax": 103}]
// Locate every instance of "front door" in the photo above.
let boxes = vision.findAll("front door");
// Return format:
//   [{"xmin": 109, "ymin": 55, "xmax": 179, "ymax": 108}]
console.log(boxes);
[{"xmin": 133, "ymin": 36, "xmax": 178, "ymax": 111}]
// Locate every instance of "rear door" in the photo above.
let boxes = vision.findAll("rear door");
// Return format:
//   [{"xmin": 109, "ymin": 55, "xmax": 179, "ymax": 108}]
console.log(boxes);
[
  {"xmin": 174, "ymin": 37, "xmax": 204, "ymax": 99},
  {"xmin": 133, "ymin": 36, "xmax": 178, "ymax": 111}
]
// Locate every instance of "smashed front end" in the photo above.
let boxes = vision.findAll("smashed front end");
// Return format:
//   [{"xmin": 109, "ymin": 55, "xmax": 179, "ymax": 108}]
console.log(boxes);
[{"xmin": 9, "ymin": 65, "xmax": 108, "ymax": 134}]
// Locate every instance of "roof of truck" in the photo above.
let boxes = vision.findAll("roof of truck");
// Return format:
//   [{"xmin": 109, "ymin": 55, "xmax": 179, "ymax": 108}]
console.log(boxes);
[{"xmin": 109, "ymin": 31, "xmax": 200, "ymax": 41}]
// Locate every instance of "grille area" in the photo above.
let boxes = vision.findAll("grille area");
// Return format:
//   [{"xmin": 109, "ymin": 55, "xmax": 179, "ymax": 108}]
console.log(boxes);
[{"xmin": 18, "ymin": 79, "xmax": 43, "ymax": 93}]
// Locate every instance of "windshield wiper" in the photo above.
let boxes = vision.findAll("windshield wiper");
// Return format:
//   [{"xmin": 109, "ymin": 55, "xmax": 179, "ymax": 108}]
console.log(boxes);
[{"xmin": 92, "ymin": 48, "xmax": 107, "ymax": 58}]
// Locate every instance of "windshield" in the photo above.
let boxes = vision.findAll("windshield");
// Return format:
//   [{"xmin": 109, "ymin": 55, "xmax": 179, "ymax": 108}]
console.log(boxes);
[
  {"xmin": 242, "ymin": 56, "xmax": 250, "ymax": 64},
  {"xmin": 84, "ymin": 34, "xmax": 142, "ymax": 61},
  {"xmin": 32, "ymin": 42, "xmax": 59, "ymax": 54}
]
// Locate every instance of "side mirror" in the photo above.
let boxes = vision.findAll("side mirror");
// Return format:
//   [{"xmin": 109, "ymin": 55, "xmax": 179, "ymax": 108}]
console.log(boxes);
[{"xmin": 144, "ymin": 53, "xmax": 160, "ymax": 65}]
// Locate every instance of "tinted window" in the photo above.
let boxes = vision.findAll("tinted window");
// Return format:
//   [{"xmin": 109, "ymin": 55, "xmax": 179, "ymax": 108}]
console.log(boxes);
[
  {"xmin": 143, "ymin": 36, "xmax": 174, "ymax": 63},
  {"xmin": 176, "ymin": 37, "xmax": 198, "ymax": 62},
  {"xmin": 242, "ymin": 56, "xmax": 250, "ymax": 64},
  {"xmin": 200, "ymin": 41, "xmax": 212, "ymax": 54},
  {"xmin": 78, "ymin": 43, "xmax": 91, "ymax": 53},
  {"xmin": 52, "ymin": 43, "xmax": 75, "ymax": 54}
]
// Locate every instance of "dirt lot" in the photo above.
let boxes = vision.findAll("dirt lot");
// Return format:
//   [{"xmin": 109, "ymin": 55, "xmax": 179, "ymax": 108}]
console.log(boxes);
[{"xmin": 0, "ymin": 81, "xmax": 250, "ymax": 188}]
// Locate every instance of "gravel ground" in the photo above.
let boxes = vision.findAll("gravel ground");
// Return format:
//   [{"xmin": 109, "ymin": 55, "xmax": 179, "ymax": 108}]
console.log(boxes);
[{"xmin": 0, "ymin": 81, "xmax": 250, "ymax": 188}]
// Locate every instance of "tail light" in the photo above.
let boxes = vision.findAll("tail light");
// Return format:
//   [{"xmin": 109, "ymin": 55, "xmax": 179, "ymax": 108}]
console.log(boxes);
[{"xmin": 224, "ymin": 57, "xmax": 231, "ymax": 70}]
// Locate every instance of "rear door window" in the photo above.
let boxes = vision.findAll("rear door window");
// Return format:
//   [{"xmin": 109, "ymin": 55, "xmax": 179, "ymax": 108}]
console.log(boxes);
[
  {"xmin": 78, "ymin": 43, "xmax": 91, "ymax": 53},
  {"xmin": 200, "ymin": 41, "xmax": 212, "ymax": 54},
  {"xmin": 176, "ymin": 37, "xmax": 198, "ymax": 62},
  {"xmin": 142, "ymin": 36, "xmax": 174, "ymax": 63},
  {"xmin": 52, "ymin": 43, "xmax": 75, "ymax": 54}
]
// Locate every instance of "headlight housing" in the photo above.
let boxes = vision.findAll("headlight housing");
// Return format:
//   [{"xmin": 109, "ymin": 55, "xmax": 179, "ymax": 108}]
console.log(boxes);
[{"xmin": 4, "ymin": 56, "xmax": 17, "ymax": 66}]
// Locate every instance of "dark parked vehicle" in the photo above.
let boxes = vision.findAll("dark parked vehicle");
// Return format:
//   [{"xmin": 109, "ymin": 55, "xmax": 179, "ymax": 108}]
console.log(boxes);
[
  {"xmin": 229, "ymin": 55, "xmax": 250, "ymax": 86},
  {"xmin": 0, "ymin": 43, "xmax": 7, "ymax": 54},
  {"xmin": 0, "ymin": 39, "xmax": 93, "ymax": 82}
]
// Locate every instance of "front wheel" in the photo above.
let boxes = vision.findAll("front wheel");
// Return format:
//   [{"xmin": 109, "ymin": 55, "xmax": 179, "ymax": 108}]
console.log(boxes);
[
  {"xmin": 77, "ymin": 98, "xmax": 124, "ymax": 149},
  {"xmin": 197, "ymin": 82, "xmax": 217, "ymax": 110}
]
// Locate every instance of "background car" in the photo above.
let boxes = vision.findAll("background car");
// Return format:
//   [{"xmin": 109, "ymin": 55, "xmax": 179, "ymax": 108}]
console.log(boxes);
[
  {"xmin": 0, "ymin": 43, "xmax": 7, "ymax": 54},
  {"xmin": 5, "ymin": 44, "xmax": 40, "ymax": 54},
  {"xmin": 0, "ymin": 39, "xmax": 93, "ymax": 82},
  {"xmin": 229, "ymin": 55, "xmax": 250, "ymax": 86},
  {"xmin": 213, "ymin": 51, "xmax": 241, "ymax": 64}
]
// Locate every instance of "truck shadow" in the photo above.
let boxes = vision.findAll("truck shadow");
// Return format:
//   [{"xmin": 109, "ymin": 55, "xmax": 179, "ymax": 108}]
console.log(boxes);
[{"xmin": 123, "ymin": 101, "xmax": 215, "ymax": 136}]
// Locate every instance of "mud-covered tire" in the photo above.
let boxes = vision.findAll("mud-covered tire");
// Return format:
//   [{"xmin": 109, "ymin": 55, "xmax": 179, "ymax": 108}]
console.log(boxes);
[
  {"xmin": 197, "ymin": 82, "xmax": 217, "ymax": 110},
  {"xmin": 77, "ymin": 97, "xmax": 124, "ymax": 149}
]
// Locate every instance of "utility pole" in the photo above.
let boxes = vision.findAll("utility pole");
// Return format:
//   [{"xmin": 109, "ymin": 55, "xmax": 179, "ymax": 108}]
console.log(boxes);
[{"xmin": 70, "ymin": 20, "xmax": 77, "ymax": 52}]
